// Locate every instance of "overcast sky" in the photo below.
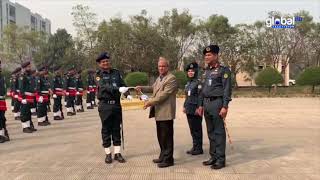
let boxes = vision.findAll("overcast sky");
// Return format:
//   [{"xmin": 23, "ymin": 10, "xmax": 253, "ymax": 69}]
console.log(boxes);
[{"xmin": 13, "ymin": 0, "xmax": 320, "ymax": 36}]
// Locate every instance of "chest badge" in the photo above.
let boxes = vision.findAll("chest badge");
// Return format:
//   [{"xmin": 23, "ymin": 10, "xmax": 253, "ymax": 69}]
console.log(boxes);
[{"xmin": 224, "ymin": 73, "xmax": 229, "ymax": 79}]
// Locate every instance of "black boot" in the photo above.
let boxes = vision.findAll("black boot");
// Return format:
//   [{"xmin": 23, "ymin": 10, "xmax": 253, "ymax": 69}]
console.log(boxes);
[
  {"xmin": 54, "ymin": 116, "xmax": 63, "ymax": 120},
  {"xmin": 211, "ymin": 161, "xmax": 226, "ymax": 169},
  {"xmin": 203, "ymin": 158, "xmax": 217, "ymax": 166},
  {"xmin": 4, "ymin": 128, "xmax": 10, "ymax": 141},
  {"xmin": 23, "ymin": 127, "xmax": 34, "ymax": 133},
  {"xmin": 105, "ymin": 154, "xmax": 112, "ymax": 164},
  {"xmin": 30, "ymin": 121, "xmax": 37, "ymax": 131},
  {"xmin": 114, "ymin": 153, "xmax": 126, "ymax": 163}
]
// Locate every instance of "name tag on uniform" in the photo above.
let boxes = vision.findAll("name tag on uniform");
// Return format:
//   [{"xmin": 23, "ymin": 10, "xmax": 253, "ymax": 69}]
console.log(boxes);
[
  {"xmin": 112, "ymin": 83, "xmax": 117, "ymax": 87},
  {"xmin": 208, "ymin": 79, "xmax": 212, "ymax": 86},
  {"xmin": 188, "ymin": 89, "xmax": 191, "ymax": 96}
]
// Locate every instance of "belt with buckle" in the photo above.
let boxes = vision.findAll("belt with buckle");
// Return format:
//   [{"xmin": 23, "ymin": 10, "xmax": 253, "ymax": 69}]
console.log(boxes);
[
  {"xmin": 204, "ymin": 96, "xmax": 222, "ymax": 102},
  {"xmin": 101, "ymin": 99, "xmax": 118, "ymax": 105}
]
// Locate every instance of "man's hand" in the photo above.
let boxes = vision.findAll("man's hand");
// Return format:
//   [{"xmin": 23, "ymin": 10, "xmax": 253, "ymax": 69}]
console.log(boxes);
[
  {"xmin": 53, "ymin": 94, "xmax": 57, "ymax": 99},
  {"xmin": 219, "ymin": 107, "xmax": 228, "ymax": 119},
  {"xmin": 21, "ymin": 99, "xmax": 27, "ymax": 104},
  {"xmin": 195, "ymin": 106, "xmax": 204, "ymax": 116},
  {"xmin": 119, "ymin": 87, "xmax": 129, "ymax": 94},
  {"xmin": 135, "ymin": 86, "xmax": 143, "ymax": 92},
  {"xmin": 38, "ymin": 96, "xmax": 44, "ymax": 103},
  {"xmin": 143, "ymin": 101, "xmax": 152, "ymax": 110}
]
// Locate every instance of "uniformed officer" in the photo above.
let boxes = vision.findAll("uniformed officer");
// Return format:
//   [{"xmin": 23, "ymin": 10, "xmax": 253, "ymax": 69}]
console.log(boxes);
[
  {"xmin": 96, "ymin": 52, "xmax": 129, "ymax": 164},
  {"xmin": 183, "ymin": 62, "xmax": 203, "ymax": 155},
  {"xmin": 30, "ymin": 70, "xmax": 38, "ymax": 117},
  {"xmin": 52, "ymin": 66, "xmax": 64, "ymax": 120},
  {"xmin": 198, "ymin": 45, "xmax": 232, "ymax": 170},
  {"xmin": 64, "ymin": 67, "xmax": 77, "ymax": 116},
  {"xmin": 0, "ymin": 60, "xmax": 10, "ymax": 143},
  {"xmin": 19, "ymin": 61, "xmax": 37, "ymax": 133},
  {"xmin": 36, "ymin": 66, "xmax": 51, "ymax": 126},
  {"xmin": 12, "ymin": 67, "xmax": 22, "ymax": 120},
  {"xmin": 75, "ymin": 70, "xmax": 84, "ymax": 112},
  {"xmin": 86, "ymin": 69, "xmax": 96, "ymax": 109}
]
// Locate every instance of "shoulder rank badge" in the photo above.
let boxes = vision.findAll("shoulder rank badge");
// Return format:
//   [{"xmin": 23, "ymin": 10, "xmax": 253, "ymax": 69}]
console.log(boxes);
[{"xmin": 224, "ymin": 73, "xmax": 229, "ymax": 79}]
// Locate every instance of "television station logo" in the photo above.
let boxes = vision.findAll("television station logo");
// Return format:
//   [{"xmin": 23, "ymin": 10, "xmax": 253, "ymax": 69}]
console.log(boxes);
[{"xmin": 265, "ymin": 16, "xmax": 303, "ymax": 29}]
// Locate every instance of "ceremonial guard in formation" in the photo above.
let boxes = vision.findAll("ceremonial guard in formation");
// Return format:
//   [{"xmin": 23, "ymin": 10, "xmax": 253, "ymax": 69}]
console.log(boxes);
[{"xmin": 0, "ymin": 61, "xmax": 10, "ymax": 143}]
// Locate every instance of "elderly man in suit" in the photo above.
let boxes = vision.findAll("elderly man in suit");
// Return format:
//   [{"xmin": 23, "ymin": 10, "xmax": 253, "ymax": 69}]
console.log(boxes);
[{"xmin": 136, "ymin": 57, "xmax": 178, "ymax": 168}]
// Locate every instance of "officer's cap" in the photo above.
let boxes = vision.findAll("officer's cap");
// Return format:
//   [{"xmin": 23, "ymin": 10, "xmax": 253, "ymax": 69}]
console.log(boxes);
[
  {"xmin": 185, "ymin": 62, "xmax": 199, "ymax": 72},
  {"xmin": 203, "ymin": 45, "xmax": 220, "ymax": 55},
  {"xmin": 53, "ymin": 66, "xmax": 61, "ymax": 72},
  {"xmin": 68, "ymin": 66, "xmax": 75, "ymax": 72},
  {"xmin": 96, "ymin": 52, "xmax": 110, "ymax": 62},
  {"xmin": 21, "ymin": 61, "xmax": 31, "ymax": 68},
  {"xmin": 38, "ymin": 65, "xmax": 47, "ymax": 72}
]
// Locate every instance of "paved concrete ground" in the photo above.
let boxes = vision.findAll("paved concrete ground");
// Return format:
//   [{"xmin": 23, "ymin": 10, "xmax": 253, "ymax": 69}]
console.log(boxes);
[{"xmin": 0, "ymin": 98, "xmax": 319, "ymax": 180}]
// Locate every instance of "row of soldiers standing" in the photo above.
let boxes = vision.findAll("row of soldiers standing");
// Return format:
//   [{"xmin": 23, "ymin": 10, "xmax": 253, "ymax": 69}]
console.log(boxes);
[{"xmin": 0, "ymin": 60, "xmax": 98, "ymax": 142}]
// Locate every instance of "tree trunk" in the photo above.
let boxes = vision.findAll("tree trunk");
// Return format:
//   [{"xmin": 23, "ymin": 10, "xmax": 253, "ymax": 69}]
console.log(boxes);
[{"xmin": 312, "ymin": 85, "xmax": 315, "ymax": 93}]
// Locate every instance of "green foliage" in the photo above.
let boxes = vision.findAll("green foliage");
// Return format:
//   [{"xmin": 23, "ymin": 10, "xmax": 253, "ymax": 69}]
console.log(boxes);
[
  {"xmin": 255, "ymin": 67, "xmax": 283, "ymax": 88},
  {"xmin": 297, "ymin": 67, "xmax": 320, "ymax": 93},
  {"xmin": 172, "ymin": 71, "xmax": 188, "ymax": 89},
  {"xmin": 124, "ymin": 72, "xmax": 149, "ymax": 86}
]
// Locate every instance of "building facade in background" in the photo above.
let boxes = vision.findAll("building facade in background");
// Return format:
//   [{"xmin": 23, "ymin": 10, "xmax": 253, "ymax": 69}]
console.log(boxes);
[{"xmin": 0, "ymin": 0, "xmax": 51, "ymax": 39}]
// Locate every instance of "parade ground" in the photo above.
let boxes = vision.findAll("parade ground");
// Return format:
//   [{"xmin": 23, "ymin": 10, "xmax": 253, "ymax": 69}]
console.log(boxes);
[{"xmin": 0, "ymin": 98, "xmax": 319, "ymax": 180}]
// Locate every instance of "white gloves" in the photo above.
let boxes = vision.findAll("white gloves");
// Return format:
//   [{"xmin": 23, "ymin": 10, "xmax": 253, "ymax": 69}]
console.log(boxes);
[
  {"xmin": 38, "ymin": 96, "xmax": 44, "ymax": 103},
  {"xmin": 140, "ymin": 94, "xmax": 149, "ymax": 101},
  {"xmin": 22, "ymin": 99, "xmax": 27, "ymax": 104},
  {"xmin": 119, "ymin": 87, "xmax": 129, "ymax": 94},
  {"xmin": 14, "ymin": 95, "xmax": 18, "ymax": 98},
  {"xmin": 53, "ymin": 94, "xmax": 57, "ymax": 98},
  {"xmin": 66, "ymin": 92, "xmax": 70, "ymax": 96},
  {"xmin": 76, "ymin": 92, "xmax": 80, "ymax": 95},
  {"xmin": 7, "ymin": 92, "xmax": 11, "ymax": 96},
  {"xmin": 126, "ymin": 95, "xmax": 133, "ymax": 101}
]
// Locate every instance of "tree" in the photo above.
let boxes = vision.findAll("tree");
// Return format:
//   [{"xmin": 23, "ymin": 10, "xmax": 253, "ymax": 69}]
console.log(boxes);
[
  {"xmin": 296, "ymin": 67, "xmax": 320, "ymax": 93},
  {"xmin": 255, "ymin": 67, "xmax": 283, "ymax": 93},
  {"xmin": 125, "ymin": 72, "xmax": 149, "ymax": 86},
  {"xmin": 158, "ymin": 9, "xmax": 197, "ymax": 70},
  {"xmin": 0, "ymin": 24, "xmax": 45, "ymax": 65},
  {"xmin": 71, "ymin": 4, "xmax": 97, "ymax": 65},
  {"xmin": 34, "ymin": 29, "xmax": 74, "ymax": 69}
]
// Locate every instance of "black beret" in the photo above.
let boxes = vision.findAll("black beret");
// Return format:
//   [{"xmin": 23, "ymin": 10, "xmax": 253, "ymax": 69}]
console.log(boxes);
[
  {"xmin": 68, "ymin": 66, "xmax": 75, "ymax": 71},
  {"xmin": 96, "ymin": 52, "xmax": 110, "ymax": 62},
  {"xmin": 21, "ymin": 61, "xmax": 31, "ymax": 68},
  {"xmin": 38, "ymin": 66, "xmax": 47, "ymax": 72},
  {"xmin": 12, "ymin": 67, "xmax": 22, "ymax": 75},
  {"xmin": 203, "ymin": 45, "xmax": 220, "ymax": 55},
  {"xmin": 185, "ymin": 62, "xmax": 199, "ymax": 72},
  {"xmin": 53, "ymin": 66, "xmax": 61, "ymax": 72}
]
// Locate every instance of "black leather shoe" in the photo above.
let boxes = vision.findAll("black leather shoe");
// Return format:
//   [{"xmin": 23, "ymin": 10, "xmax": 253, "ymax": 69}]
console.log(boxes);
[
  {"xmin": 4, "ymin": 129, "xmax": 10, "ymax": 141},
  {"xmin": 87, "ymin": 106, "xmax": 93, "ymax": 109},
  {"xmin": 0, "ymin": 136, "xmax": 6, "ymax": 143},
  {"xmin": 211, "ymin": 161, "xmax": 226, "ymax": 169},
  {"xmin": 186, "ymin": 147, "xmax": 195, "ymax": 154},
  {"xmin": 54, "ymin": 116, "xmax": 63, "ymax": 120},
  {"xmin": 152, "ymin": 158, "xmax": 163, "ymax": 163},
  {"xmin": 38, "ymin": 121, "xmax": 50, "ymax": 126},
  {"xmin": 203, "ymin": 158, "xmax": 217, "ymax": 166},
  {"xmin": 157, "ymin": 161, "xmax": 174, "ymax": 168},
  {"xmin": 105, "ymin": 154, "xmax": 112, "ymax": 164},
  {"xmin": 114, "ymin": 153, "xmax": 126, "ymax": 163},
  {"xmin": 191, "ymin": 149, "xmax": 203, "ymax": 155},
  {"xmin": 23, "ymin": 127, "xmax": 34, "ymax": 133}
]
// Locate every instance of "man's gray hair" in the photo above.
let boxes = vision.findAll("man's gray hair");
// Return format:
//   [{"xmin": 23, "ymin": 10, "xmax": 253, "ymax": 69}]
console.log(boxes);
[{"xmin": 158, "ymin": 57, "xmax": 169, "ymax": 67}]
